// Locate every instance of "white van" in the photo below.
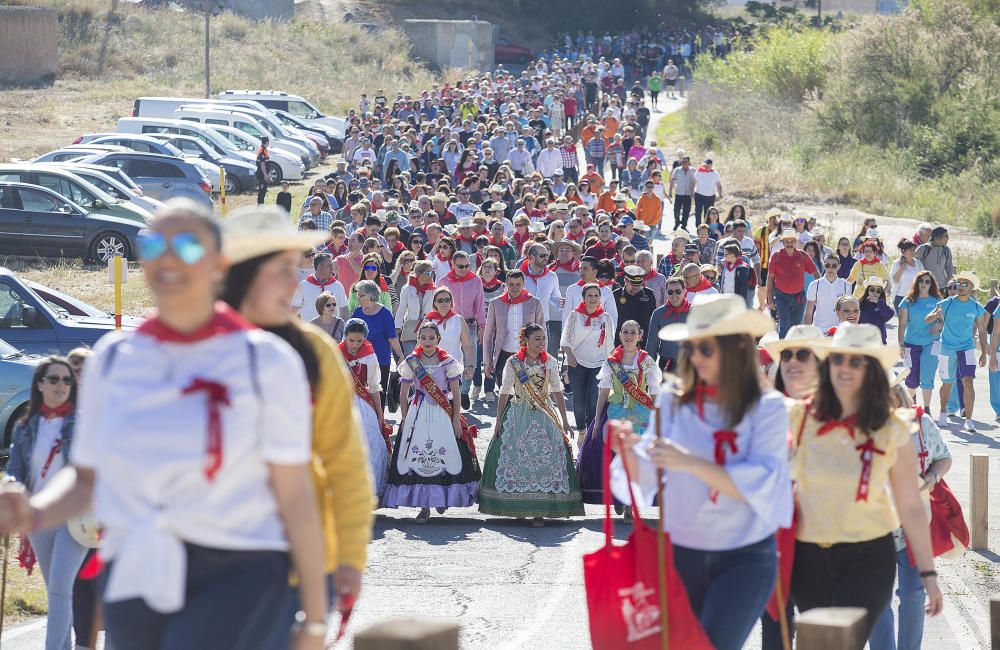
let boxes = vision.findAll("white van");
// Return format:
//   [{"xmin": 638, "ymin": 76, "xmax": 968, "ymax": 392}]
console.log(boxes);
[
  {"xmin": 205, "ymin": 124, "xmax": 304, "ymax": 185},
  {"xmin": 218, "ymin": 90, "xmax": 346, "ymax": 137},
  {"xmin": 172, "ymin": 106, "xmax": 314, "ymax": 169}
]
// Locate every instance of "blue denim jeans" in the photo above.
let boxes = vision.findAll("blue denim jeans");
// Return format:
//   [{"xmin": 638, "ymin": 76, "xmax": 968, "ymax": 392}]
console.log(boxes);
[
  {"xmin": 869, "ymin": 546, "xmax": 926, "ymax": 650},
  {"xmin": 460, "ymin": 320, "xmax": 478, "ymax": 395},
  {"xmin": 774, "ymin": 290, "xmax": 806, "ymax": 339},
  {"xmin": 567, "ymin": 364, "xmax": 600, "ymax": 432},
  {"xmin": 29, "ymin": 525, "xmax": 89, "ymax": 650},
  {"xmin": 262, "ymin": 574, "xmax": 339, "ymax": 650},
  {"xmin": 673, "ymin": 535, "xmax": 777, "ymax": 650}
]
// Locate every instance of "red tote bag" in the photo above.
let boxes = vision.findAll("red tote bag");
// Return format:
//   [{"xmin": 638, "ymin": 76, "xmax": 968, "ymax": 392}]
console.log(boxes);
[{"xmin": 582, "ymin": 424, "xmax": 713, "ymax": 649}]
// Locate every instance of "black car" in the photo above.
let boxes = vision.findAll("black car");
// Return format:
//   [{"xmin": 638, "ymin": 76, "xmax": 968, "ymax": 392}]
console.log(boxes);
[{"xmin": 0, "ymin": 182, "xmax": 142, "ymax": 263}]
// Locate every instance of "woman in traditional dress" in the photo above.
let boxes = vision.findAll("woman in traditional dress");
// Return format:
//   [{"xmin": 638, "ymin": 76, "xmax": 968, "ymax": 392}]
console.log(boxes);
[
  {"xmin": 340, "ymin": 318, "xmax": 390, "ymax": 499},
  {"xmin": 578, "ymin": 320, "xmax": 661, "ymax": 509},
  {"xmin": 479, "ymin": 323, "xmax": 584, "ymax": 526},
  {"xmin": 383, "ymin": 322, "xmax": 480, "ymax": 523}
]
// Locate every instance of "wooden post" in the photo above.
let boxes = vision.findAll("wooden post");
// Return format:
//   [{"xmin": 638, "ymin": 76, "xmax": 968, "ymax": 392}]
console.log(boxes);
[
  {"xmin": 991, "ymin": 595, "xmax": 1000, "ymax": 649},
  {"xmin": 678, "ymin": 77, "xmax": 686, "ymax": 98},
  {"xmin": 354, "ymin": 618, "xmax": 460, "ymax": 650},
  {"xmin": 971, "ymin": 453, "xmax": 989, "ymax": 550},
  {"xmin": 796, "ymin": 607, "xmax": 866, "ymax": 650}
]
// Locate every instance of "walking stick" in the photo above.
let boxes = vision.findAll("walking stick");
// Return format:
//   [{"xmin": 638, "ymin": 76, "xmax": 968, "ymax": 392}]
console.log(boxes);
[
  {"xmin": 774, "ymin": 566, "xmax": 791, "ymax": 650},
  {"xmin": 0, "ymin": 534, "xmax": 9, "ymax": 650},
  {"xmin": 654, "ymin": 405, "xmax": 669, "ymax": 650}
]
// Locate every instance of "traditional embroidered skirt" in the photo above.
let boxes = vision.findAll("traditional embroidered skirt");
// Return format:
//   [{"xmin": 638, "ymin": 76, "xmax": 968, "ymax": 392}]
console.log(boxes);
[
  {"xmin": 353, "ymin": 394, "xmax": 389, "ymax": 497},
  {"xmin": 578, "ymin": 401, "xmax": 652, "ymax": 505}
]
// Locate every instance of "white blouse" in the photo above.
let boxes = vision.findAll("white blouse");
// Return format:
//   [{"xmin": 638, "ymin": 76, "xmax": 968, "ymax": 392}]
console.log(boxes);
[
  {"xmin": 72, "ymin": 322, "xmax": 312, "ymax": 614},
  {"xmin": 345, "ymin": 352, "xmax": 381, "ymax": 394},
  {"xmin": 30, "ymin": 416, "xmax": 66, "ymax": 493},
  {"xmin": 560, "ymin": 309, "xmax": 616, "ymax": 368}
]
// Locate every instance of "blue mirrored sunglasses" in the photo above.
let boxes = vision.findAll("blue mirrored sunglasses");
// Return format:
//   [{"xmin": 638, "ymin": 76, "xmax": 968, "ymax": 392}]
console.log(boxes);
[{"xmin": 138, "ymin": 231, "xmax": 207, "ymax": 265}]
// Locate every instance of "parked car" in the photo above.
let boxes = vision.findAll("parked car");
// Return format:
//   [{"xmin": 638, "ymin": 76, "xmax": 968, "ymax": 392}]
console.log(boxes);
[
  {"xmin": 273, "ymin": 110, "xmax": 338, "ymax": 153},
  {"xmin": 0, "ymin": 337, "xmax": 40, "ymax": 460},
  {"xmin": 218, "ymin": 90, "xmax": 346, "ymax": 147},
  {"xmin": 0, "ymin": 267, "xmax": 140, "ymax": 355},
  {"xmin": 0, "ymin": 182, "xmax": 143, "ymax": 263},
  {"xmin": 0, "ymin": 164, "xmax": 150, "ymax": 224},
  {"xmin": 146, "ymin": 134, "xmax": 256, "ymax": 194},
  {"xmin": 37, "ymin": 163, "xmax": 166, "ymax": 215},
  {"xmin": 173, "ymin": 106, "xmax": 315, "ymax": 169},
  {"xmin": 208, "ymin": 124, "xmax": 305, "ymax": 185},
  {"xmin": 495, "ymin": 37, "xmax": 533, "ymax": 64},
  {"xmin": 83, "ymin": 134, "xmax": 229, "ymax": 193},
  {"xmin": 32, "ymin": 147, "xmax": 123, "ymax": 163},
  {"xmin": 79, "ymin": 152, "xmax": 214, "ymax": 209}
]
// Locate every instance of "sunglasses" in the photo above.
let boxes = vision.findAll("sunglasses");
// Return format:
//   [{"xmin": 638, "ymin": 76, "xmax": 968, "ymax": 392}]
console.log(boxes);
[
  {"xmin": 435, "ymin": 298, "xmax": 452, "ymax": 303},
  {"xmin": 918, "ymin": 278, "xmax": 932, "ymax": 284},
  {"xmin": 363, "ymin": 265, "xmax": 379, "ymax": 272},
  {"xmin": 681, "ymin": 341, "xmax": 715, "ymax": 358},
  {"xmin": 868, "ymin": 287, "xmax": 883, "ymax": 293},
  {"xmin": 829, "ymin": 353, "xmax": 868, "ymax": 369},
  {"xmin": 455, "ymin": 264, "xmax": 470, "ymax": 269},
  {"xmin": 666, "ymin": 289, "xmax": 685, "ymax": 296},
  {"xmin": 138, "ymin": 231, "xmax": 206, "ymax": 265},
  {"xmin": 780, "ymin": 349, "xmax": 813, "ymax": 363},
  {"xmin": 325, "ymin": 302, "xmax": 337, "ymax": 308},
  {"xmin": 41, "ymin": 375, "xmax": 74, "ymax": 386},
  {"xmin": 957, "ymin": 281, "xmax": 972, "ymax": 288},
  {"xmin": 824, "ymin": 263, "xmax": 839, "ymax": 269},
  {"xmin": 947, "ymin": 285, "xmax": 958, "ymax": 291}
]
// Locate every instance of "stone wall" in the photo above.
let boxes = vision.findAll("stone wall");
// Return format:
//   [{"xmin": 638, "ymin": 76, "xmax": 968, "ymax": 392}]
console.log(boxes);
[
  {"xmin": 403, "ymin": 19, "xmax": 495, "ymax": 72},
  {"xmin": 0, "ymin": 6, "xmax": 58, "ymax": 85}
]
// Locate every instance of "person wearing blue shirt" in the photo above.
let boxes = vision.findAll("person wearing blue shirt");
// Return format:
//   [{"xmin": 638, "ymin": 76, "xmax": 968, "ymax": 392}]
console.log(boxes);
[
  {"xmin": 987, "ymin": 290, "xmax": 1000, "ymax": 422},
  {"xmin": 898, "ymin": 270, "xmax": 944, "ymax": 412},
  {"xmin": 352, "ymin": 279, "xmax": 404, "ymax": 401},
  {"xmin": 926, "ymin": 271, "xmax": 989, "ymax": 432}
]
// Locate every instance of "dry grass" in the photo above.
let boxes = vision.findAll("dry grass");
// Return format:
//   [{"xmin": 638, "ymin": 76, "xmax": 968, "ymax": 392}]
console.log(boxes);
[{"xmin": 1, "ymin": 535, "xmax": 48, "ymax": 626}]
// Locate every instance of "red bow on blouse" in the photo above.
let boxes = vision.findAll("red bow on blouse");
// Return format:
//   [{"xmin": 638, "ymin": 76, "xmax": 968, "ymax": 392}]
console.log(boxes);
[
  {"xmin": 515, "ymin": 347, "xmax": 548, "ymax": 364},
  {"xmin": 709, "ymin": 430, "xmax": 738, "ymax": 503},
  {"xmin": 39, "ymin": 402, "xmax": 72, "ymax": 420},
  {"xmin": 855, "ymin": 437, "xmax": 886, "ymax": 502},
  {"xmin": 817, "ymin": 415, "xmax": 857, "ymax": 439},
  {"xmin": 182, "ymin": 379, "xmax": 231, "ymax": 482},
  {"xmin": 425, "ymin": 309, "xmax": 457, "ymax": 323},
  {"xmin": 693, "ymin": 382, "xmax": 718, "ymax": 421}
]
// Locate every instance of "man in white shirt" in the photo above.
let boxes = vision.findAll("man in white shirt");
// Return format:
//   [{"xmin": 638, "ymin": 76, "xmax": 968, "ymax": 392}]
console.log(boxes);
[
  {"xmin": 805, "ymin": 254, "xmax": 853, "ymax": 332},
  {"xmin": 508, "ymin": 139, "xmax": 535, "ymax": 177},
  {"xmin": 536, "ymin": 138, "xmax": 563, "ymax": 179},
  {"xmin": 291, "ymin": 253, "xmax": 348, "ymax": 321},
  {"xmin": 521, "ymin": 243, "xmax": 563, "ymax": 355},
  {"xmin": 692, "ymin": 158, "xmax": 723, "ymax": 227}
]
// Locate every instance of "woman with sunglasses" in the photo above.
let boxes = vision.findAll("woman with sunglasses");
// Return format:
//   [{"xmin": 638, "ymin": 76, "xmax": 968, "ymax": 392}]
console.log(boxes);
[
  {"xmin": 610, "ymin": 295, "xmax": 791, "ymax": 650},
  {"xmin": 310, "ymin": 291, "xmax": 346, "ymax": 342},
  {"xmin": 385, "ymin": 322, "xmax": 480, "ymax": 523},
  {"xmin": 424, "ymin": 288, "xmax": 474, "ymax": 392},
  {"xmin": 898, "ymin": 270, "xmax": 944, "ymax": 410},
  {"xmin": 347, "ymin": 255, "xmax": 393, "ymax": 313},
  {"xmin": 406, "ymin": 232, "xmax": 427, "ymax": 261},
  {"xmin": 353, "ymin": 280, "xmax": 404, "ymax": 402},
  {"xmin": 6, "ymin": 357, "xmax": 87, "ymax": 650},
  {"xmin": 0, "ymin": 201, "xmax": 330, "ymax": 649},
  {"xmin": 480, "ymin": 323, "xmax": 582, "ymax": 526},
  {"xmin": 859, "ymin": 277, "xmax": 895, "ymax": 344},
  {"xmin": 431, "ymin": 236, "xmax": 456, "ymax": 281},
  {"xmin": 790, "ymin": 324, "xmax": 942, "ymax": 638},
  {"xmin": 220, "ymin": 207, "xmax": 375, "ymax": 649},
  {"xmin": 394, "ymin": 260, "xmax": 436, "ymax": 356},
  {"xmin": 390, "ymin": 251, "xmax": 417, "ymax": 313}
]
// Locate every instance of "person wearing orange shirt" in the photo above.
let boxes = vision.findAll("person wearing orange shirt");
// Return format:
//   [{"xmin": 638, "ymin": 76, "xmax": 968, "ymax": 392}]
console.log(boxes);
[
  {"xmin": 580, "ymin": 118, "xmax": 599, "ymax": 147},
  {"xmin": 596, "ymin": 180, "xmax": 622, "ymax": 214},
  {"xmin": 635, "ymin": 180, "xmax": 663, "ymax": 238},
  {"xmin": 581, "ymin": 164, "xmax": 605, "ymax": 195},
  {"xmin": 601, "ymin": 110, "xmax": 620, "ymax": 140}
]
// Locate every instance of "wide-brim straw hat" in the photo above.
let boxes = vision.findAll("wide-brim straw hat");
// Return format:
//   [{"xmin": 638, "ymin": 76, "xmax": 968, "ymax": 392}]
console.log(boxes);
[
  {"xmin": 633, "ymin": 221, "xmax": 651, "ymax": 232},
  {"xmin": 490, "ymin": 201, "xmax": 508, "ymax": 211},
  {"xmin": 760, "ymin": 324, "xmax": 824, "ymax": 359},
  {"xmin": 528, "ymin": 222, "xmax": 547, "ymax": 233},
  {"xmin": 223, "ymin": 206, "xmax": 327, "ymax": 265},
  {"xmin": 557, "ymin": 239, "xmax": 583, "ymax": 253},
  {"xmin": 810, "ymin": 323, "xmax": 899, "ymax": 369},
  {"xmin": 954, "ymin": 271, "xmax": 980, "ymax": 291},
  {"xmin": 863, "ymin": 275, "xmax": 887, "ymax": 289},
  {"xmin": 659, "ymin": 294, "xmax": 775, "ymax": 341},
  {"xmin": 779, "ymin": 228, "xmax": 798, "ymax": 241}
]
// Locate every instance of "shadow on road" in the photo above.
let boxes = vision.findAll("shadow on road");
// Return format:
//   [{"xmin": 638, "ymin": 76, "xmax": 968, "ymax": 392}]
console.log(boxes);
[{"xmin": 371, "ymin": 514, "xmax": 641, "ymax": 545}]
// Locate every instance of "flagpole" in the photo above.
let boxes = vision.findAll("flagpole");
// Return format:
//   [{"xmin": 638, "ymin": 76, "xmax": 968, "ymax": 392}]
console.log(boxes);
[
  {"xmin": 654, "ymin": 404, "xmax": 669, "ymax": 650},
  {"xmin": 775, "ymin": 568, "xmax": 791, "ymax": 650},
  {"xmin": 0, "ymin": 534, "xmax": 9, "ymax": 650}
]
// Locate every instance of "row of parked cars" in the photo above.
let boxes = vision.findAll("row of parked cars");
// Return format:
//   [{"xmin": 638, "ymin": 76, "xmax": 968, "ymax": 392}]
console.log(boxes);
[{"xmin": 3, "ymin": 90, "xmax": 345, "ymax": 264}]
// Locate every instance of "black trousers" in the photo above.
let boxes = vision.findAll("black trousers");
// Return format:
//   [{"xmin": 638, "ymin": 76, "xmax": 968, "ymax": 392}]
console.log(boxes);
[
  {"xmin": 790, "ymin": 534, "xmax": 896, "ymax": 640},
  {"xmin": 694, "ymin": 192, "xmax": 716, "ymax": 226},
  {"xmin": 673, "ymin": 194, "xmax": 692, "ymax": 229},
  {"xmin": 256, "ymin": 173, "xmax": 267, "ymax": 205}
]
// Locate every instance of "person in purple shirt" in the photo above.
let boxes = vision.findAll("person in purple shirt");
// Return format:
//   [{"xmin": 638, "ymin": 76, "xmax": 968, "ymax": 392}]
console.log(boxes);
[{"xmin": 858, "ymin": 277, "xmax": 894, "ymax": 343}]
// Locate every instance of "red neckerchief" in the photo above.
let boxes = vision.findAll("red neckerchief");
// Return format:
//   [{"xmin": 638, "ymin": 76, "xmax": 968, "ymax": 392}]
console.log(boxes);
[
  {"xmin": 424, "ymin": 309, "xmax": 457, "ymax": 323},
  {"xmin": 408, "ymin": 276, "xmax": 434, "ymax": 292},
  {"xmin": 855, "ymin": 437, "xmax": 886, "ymax": 502},
  {"xmin": 409, "ymin": 346, "xmax": 451, "ymax": 363},
  {"xmin": 181, "ymin": 378, "xmax": 230, "ymax": 482},
  {"xmin": 574, "ymin": 302, "xmax": 606, "ymax": 326},
  {"xmin": 519, "ymin": 260, "xmax": 550, "ymax": 280},
  {"xmin": 305, "ymin": 274, "xmax": 337, "ymax": 289},
  {"xmin": 598, "ymin": 279, "xmax": 615, "ymax": 288},
  {"xmin": 515, "ymin": 347, "xmax": 549, "ymax": 364},
  {"xmin": 489, "ymin": 235, "xmax": 509, "ymax": 247},
  {"xmin": 643, "ymin": 269, "xmax": 659, "ymax": 282},
  {"xmin": 693, "ymin": 382, "xmax": 718, "ymax": 421},
  {"xmin": 724, "ymin": 258, "xmax": 744, "ymax": 272},
  {"xmin": 436, "ymin": 251, "xmax": 452, "ymax": 263},
  {"xmin": 686, "ymin": 277, "xmax": 714, "ymax": 293},
  {"xmin": 550, "ymin": 259, "xmax": 580, "ymax": 273},
  {"xmin": 665, "ymin": 300, "xmax": 691, "ymax": 317},
  {"xmin": 39, "ymin": 402, "xmax": 73, "ymax": 420},
  {"xmin": 324, "ymin": 242, "xmax": 347, "ymax": 257},
  {"xmin": 575, "ymin": 277, "xmax": 596, "ymax": 286},
  {"xmin": 859, "ymin": 257, "xmax": 881, "ymax": 265},
  {"xmin": 499, "ymin": 290, "xmax": 532, "ymax": 305},
  {"xmin": 513, "ymin": 231, "xmax": 531, "ymax": 250},
  {"xmin": 390, "ymin": 241, "xmax": 406, "ymax": 254},
  {"xmin": 697, "ymin": 165, "xmax": 713, "ymax": 173},
  {"xmin": 595, "ymin": 240, "xmax": 615, "ymax": 253},
  {"xmin": 339, "ymin": 340, "xmax": 375, "ymax": 362},
  {"xmin": 138, "ymin": 302, "xmax": 253, "ymax": 343},
  {"xmin": 609, "ymin": 346, "xmax": 648, "ymax": 366},
  {"xmin": 482, "ymin": 278, "xmax": 503, "ymax": 291},
  {"xmin": 709, "ymin": 430, "xmax": 738, "ymax": 503},
  {"xmin": 445, "ymin": 269, "xmax": 476, "ymax": 283},
  {"xmin": 817, "ymin": 415, "xmax": 857, "ymax": 439}
]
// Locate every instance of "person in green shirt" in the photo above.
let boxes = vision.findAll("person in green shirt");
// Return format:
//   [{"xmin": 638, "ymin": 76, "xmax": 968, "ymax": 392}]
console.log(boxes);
[{"xmin": 647, "ymin": 72, "xmax": 662, "ymax": 110}]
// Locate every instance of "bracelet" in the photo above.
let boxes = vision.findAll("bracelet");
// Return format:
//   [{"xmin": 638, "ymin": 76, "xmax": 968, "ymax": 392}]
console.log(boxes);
[
  {"xmin": 919, "ymin": 570, "xmax": 938, "ymax": 579},
  {"xmin": 292, "ymin": 610, "xmax": 328, "ymax": 637}
]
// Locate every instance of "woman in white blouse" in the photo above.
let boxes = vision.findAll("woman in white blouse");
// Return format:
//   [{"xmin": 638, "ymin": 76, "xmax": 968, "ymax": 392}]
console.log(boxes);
[
  {"xmin": 561, "ymin": 283, "xmax": 616, "ymax": 437},
  {"xmin": 0, "ymin": 200, "xmax": 329, "ymax": 650},
  {"xmin": 394, "ymin": 260, "xmax": 436, "ymax": 356}
]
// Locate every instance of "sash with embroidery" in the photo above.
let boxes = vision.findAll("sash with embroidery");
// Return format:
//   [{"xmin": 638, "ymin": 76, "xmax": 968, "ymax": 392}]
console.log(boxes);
[
  {"xmin": 509, "ymin": 357, "xmax": 565, "ymax": 437},
  {"xmin": 404, "ymin": 355, "xmax": 478, "ymax": 454},
  {"xmin": 347, "ymin": 362, "xmax": 392, "ymax": 453},
  {"xmin": 608, "ymin": 358, "xmax": 655, "ymax": 411}
]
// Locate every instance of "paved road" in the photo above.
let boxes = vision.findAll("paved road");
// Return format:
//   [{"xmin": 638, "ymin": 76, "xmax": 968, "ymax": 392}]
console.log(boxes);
[{"xmin": 5, "ymin": 97, "xmax": 998, "ymax": 650}]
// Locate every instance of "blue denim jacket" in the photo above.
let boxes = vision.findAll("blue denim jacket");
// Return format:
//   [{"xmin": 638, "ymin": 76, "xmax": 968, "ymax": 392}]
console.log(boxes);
[{"xmin": 7, "ymin": 412, "xmax": 75, "ymax": 492}]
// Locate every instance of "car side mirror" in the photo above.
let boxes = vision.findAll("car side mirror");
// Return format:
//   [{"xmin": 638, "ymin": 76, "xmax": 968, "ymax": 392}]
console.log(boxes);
[
  {"xmin": 58, "ymin": 204, "xmax": 73, "ymax": 214},
  {"xmin": 21, "ymin": 305, "xmax": 38, "ymax": 327},
  {"xmin": 93, "ymin": 199, "xmax": 106, "ymax": 210}
]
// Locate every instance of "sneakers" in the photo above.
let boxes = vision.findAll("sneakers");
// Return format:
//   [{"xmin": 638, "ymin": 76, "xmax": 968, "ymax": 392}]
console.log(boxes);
[
  {"xmin": 471, "ymin": 386, "xmax": 481, "ymax": 401},
  {"xmin": 937, "ymin": 413, "xmax": 949, "ymax": 428},
  {"xmin": 415, "ymin": 508, "xmax": 430, "ymax": 523},
  {"xmin": 964, "ymin": 419, "xmax": 977, "ymax": 433},
  {"xmin": 461, "ymin": 394, "xmax": 470, "ymax": 410}
]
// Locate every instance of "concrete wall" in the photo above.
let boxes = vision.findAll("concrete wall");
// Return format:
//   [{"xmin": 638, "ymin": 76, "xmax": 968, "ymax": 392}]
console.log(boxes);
[
  {"xmin": 403, "ymin": 19, "xmax": 494, "ymax": 72},
  {"xmin": 228, "ymin": 0, "xmax": 293, "ymax": 21},
  {"xmin": 0, "ymin": 6, "xmax": 58, "ymax": 85}
]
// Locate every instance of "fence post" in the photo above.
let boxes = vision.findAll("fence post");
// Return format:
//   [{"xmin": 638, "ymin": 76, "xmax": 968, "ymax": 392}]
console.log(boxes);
[
  {"xmin": 795, "ymin": 607, "xmax": 866, "ymax": 650},
  {"xmin": 678, "ymin": 76, "xmax": 686, "ymax": 97},
  {"xmin": 354, "ymin": 618, "xmax": 460, "ymax": 650},
  {"xmin": 971, "ymin": 453, "xmax": 989, "ymax": 550}
]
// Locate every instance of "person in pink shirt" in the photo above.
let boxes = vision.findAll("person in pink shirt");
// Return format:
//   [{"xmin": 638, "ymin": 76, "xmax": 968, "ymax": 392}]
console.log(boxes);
[
  {"xmin": 439, "ymin": 251, "xmax": 487, "ymax": 407},
  {"xmin": 336, "ymin": 231, "xmax": 365, "ymax": 292}
]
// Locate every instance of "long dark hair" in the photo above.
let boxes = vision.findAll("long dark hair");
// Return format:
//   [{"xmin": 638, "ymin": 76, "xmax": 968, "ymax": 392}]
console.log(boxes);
[
  {"xmin": 812, "ymin": 357, "xmax": 890, "ymax": 434},
  {"xmin": 905, "ymin": 270, "xmax": 943, "ymax": 304},
  {"xmin": 221, "ymin": 253, "xmax": 320, "ymax": 391},
  {"xmin": 677, "ymin": 334, "xmax": 761, "ymax": 428},
  {"xmin": 20, "ymin": 356, "xmax": 76, "ymax": 424}
]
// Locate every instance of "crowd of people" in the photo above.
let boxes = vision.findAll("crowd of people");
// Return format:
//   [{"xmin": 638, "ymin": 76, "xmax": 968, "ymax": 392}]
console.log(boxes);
[{"xmin": 0, "ymin": 32, "xmax": 997, "ymax": 650}]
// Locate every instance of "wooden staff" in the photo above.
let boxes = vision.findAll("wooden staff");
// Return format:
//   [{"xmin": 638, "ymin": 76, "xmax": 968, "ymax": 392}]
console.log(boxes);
[
  {"xmin": 0, "ymin": 534, "xmax": 9, "ymax": 649},
  {"xmin": 654, "ymin": 405, "xmax": 669, "ymax": 650},
  {"xmin": 774, "ymin": 568, "xmax": 791, "ymax": 650}
]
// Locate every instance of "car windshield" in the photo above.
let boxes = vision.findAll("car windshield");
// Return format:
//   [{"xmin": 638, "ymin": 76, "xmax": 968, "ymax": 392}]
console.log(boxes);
[
  {"xmin": 0, "ymin": 337, "xmax": 19, "ymax": 357},
  {"xmin": 287, "ymin": 100, "xmax": 322, "ymax": 119}
]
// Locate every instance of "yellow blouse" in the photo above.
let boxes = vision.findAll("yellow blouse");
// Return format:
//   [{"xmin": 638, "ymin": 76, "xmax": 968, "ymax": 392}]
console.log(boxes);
[
  {"xmin": 790, "ymin": 401, "xmax": 911, "ymax": 545},
  {"xmin": 847, "ymin": 260, "xmax": 890, "ymax": 298}
]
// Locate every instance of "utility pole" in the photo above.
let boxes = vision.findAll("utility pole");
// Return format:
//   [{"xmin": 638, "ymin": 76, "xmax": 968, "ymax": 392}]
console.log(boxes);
[{"xmin": 205, "ymin": 10, "xmax": 211, "ymax": 98}]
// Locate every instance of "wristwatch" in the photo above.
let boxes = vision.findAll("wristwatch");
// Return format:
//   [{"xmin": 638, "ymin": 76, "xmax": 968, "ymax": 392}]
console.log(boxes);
[{"xmin": 293, "ymin": 610, "xmax": 328, "ymax": 637}]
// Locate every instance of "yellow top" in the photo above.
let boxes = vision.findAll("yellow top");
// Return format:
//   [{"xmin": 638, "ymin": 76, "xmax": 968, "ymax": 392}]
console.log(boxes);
[
  {"xmin": 847, "ymin": 260, "xmax": 890, "ymax": 298},
  {"xmin": 302, "ymin": 323, "xmax": 375, "ymax": 573},
  {"xmin": 790, "ymin": 401, "xmax": 911, "ymax": 545}
]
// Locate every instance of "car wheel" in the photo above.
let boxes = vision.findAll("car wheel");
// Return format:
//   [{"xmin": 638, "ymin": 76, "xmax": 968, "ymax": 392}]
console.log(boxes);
[
  {"xmin": 90, "ymin": 231, "xmax": 131, "ymax": 264},
  {"xmin": 266, "ymin": 161, "xmax": 283, "ymax": 185},
  {"xmin": 224, "ymin": 173, "xmax": 240, "ymax": 195}
]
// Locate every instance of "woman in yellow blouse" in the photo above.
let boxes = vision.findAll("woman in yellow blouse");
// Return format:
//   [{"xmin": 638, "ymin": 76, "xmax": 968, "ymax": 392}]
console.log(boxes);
[
  {"xmin": 790, "ymin": 324, "xmax": 942, "ymax": 638},
  {"xmin": 847, "ymin": 241, "xmax": 890, "ymax": 298}
]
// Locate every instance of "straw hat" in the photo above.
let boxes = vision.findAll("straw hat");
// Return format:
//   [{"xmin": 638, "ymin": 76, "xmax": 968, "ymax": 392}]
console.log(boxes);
[
  {"xmin": 633, "ymin": 221, "xmax": 651, "ymax": 232},
  {"xmin": 431, "ymin": 192, "xmax": 449, "ymax": 202},
  {"xmin": 443, "ymin": 224, "xmax": 459, "ymax": 235},
  {"xmin": 490, "ymin": 201, "xmax": 508, "ymax": 211},
  {"xmin": 863, "ymin": 275, "xmax": 887, "ymax": 290},
  {"xmin": 528, "ymin": 221, "xmax": 546, "ymax": 233},
  {"xmin": 613, "ymin": 193, "xmax": 629, "ymax": 202},
  {"xmin": 810, "ymin": 323, "xmax": 899, "ymax": 369},
  {"xmin": 779, "ymin": 228, "xmax": 798, "ymax": 241},
  {"xmin": 457, "ymin": 217, "xmax": 474, "ymax": 228},
  {"xmin": 954, "ymin": 271, "xmax": 980, "ymax": 291},
  {"xmin": 760, "ymin": 324, "xmax": 824, "ymax": 359},
  {"xmin": 557, "ymin": 239, "xmax": 583, "ymax": 254},
  {"xmin": 223, "ymin": 206, "xmax": 327, "ymax": 265},
  {"xmin": 659, "ymin": 294, "xmax": 775, "ymax": 341},
  {"xmin": 488, "ymin": 184, "xmax": 505, "ymax": 193},
  {"xmin": 554, "ymin": 202, "xmax": 570, "ymax": 211}
]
